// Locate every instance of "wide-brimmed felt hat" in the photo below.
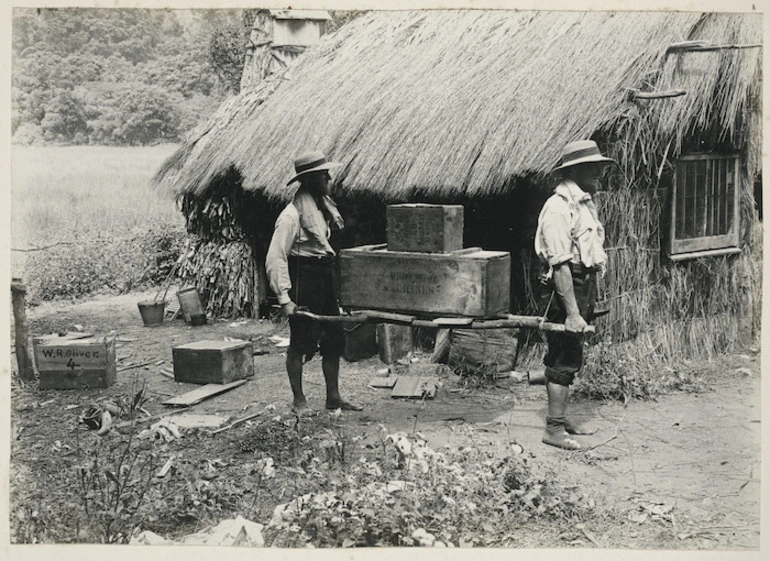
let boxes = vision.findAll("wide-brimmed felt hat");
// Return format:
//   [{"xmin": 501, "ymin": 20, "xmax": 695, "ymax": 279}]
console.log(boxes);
[
  {"xmin": 287, "ymin": 150, "xmax": 343, "ymax": 186},
  {"xmin": 553, "ymin": 140, "xmax": 615, "ymax": 172}
]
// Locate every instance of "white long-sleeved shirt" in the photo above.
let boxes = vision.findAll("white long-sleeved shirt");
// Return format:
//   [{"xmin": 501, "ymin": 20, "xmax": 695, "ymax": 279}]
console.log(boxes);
[
  {"xmin": 265, "ymin": 203, "xmax": 334, "ymax": 305},
  {"xmin": 534, "ymin": 179, "xmax": 607, "ymax": 272}
]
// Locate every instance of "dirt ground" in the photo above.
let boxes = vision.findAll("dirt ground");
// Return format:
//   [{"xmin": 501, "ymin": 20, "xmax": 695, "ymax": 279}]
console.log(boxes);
[{"xmin": 9, "ymin": 290, "xmax": 762, "ymax": 549}]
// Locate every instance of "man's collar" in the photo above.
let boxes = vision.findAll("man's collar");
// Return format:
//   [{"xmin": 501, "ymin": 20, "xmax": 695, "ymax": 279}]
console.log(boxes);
[{"xmin": 555, "ymin": 179, "xmax": 592, "ymax": 203}]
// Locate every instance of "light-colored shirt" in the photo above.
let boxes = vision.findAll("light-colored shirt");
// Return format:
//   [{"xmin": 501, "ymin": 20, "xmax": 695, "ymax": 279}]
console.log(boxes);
[
  {"xmin": 265, "ymin": 198, "xmax": 334, "ymax": 305},
  {"xmin": 534, "ymin": 179, "xmax": 607, "ymax": 273}
]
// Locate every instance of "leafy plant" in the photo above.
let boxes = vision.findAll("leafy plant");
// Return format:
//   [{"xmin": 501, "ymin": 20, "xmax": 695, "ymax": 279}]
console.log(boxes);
[
  {"xmin": 72, "ymin": 432, "xmax": 159, "ymax": 543},
  {"xmin": 265, "ymin": 426, "xmax": 595, "ymax": 547}
]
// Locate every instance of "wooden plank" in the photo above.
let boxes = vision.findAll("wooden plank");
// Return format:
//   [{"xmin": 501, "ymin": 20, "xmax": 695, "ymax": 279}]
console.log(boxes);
[
  {"xmin": 172, "ymin": 414, "xmax": 227, "ymax": 429},
  {"xmin": 162, "ymin": 379, "xmax": 249, "ymax": 407},
  {"xmin": 449, "ymin": 247, "xmax": 482, "ymax": 255},
  {"xmin": 391, "ymin": 376, "xmax": 438, "ymax": 399},
  {"xmin": 358, "ymin": 243, "xmax": 388, "ymax": 252},
  {"xmin": 165, "ymin": 299, "xmax": 181, "ymax": 318},
  {"xmin": 113, "ymin": 407, "xmax": 191, "ymax": 429},
  {"xmin": 430, "ymin": 329, "xmax": 451, "ymax": 363},
  {"xmin": 368, "ymin": 376, "xmax": 398, "ymax": 388},
  {"xmin": 209, "ymin": 411, "xmax": 262, "ymax": 435}
]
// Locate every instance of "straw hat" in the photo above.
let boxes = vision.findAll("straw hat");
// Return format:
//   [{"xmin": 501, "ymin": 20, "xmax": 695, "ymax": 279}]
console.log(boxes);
[
  {"xmin": 287, "ymin": 150, "xmax": 342, "ymax": 185},
  {"xmin": 553, "ymin": 140, "xmax": 615, "ymax": 171}
]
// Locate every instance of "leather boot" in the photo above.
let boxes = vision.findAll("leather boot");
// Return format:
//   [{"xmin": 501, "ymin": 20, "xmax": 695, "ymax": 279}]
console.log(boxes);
[{"xmin": 542, "ymin": 382, "xmax": 582, "ymax": 450}]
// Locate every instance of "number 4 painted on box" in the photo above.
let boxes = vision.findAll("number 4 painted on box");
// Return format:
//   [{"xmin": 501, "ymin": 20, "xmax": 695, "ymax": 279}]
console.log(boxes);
[{"xmin": 66, "ymin": 358, "xmax": 80, "ymax": 370}]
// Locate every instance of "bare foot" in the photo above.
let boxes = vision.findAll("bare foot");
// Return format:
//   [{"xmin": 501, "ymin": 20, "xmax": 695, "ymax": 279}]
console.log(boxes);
[
  {"xmin": 542, "ymin": 430, "xmax": 582, "ymax": 450},
  {"xmin": 325, "ymin": 399, "xmax": 363, "ymax": 412},
  {"xmin": 292, "ymin": 399, "xmax": 310, "ymax": 414}
]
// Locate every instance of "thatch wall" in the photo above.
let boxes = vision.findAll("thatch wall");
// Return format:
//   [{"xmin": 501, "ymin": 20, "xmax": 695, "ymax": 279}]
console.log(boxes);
[{"xmin": 155, "ymin": 10, "xmax": 762, "ymax": 358}]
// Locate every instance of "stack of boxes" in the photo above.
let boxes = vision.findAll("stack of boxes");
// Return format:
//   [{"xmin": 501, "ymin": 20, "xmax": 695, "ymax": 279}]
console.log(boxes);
[{"xmin": 340, "ymin": 203, "xmax": 511, "ymax": 363}]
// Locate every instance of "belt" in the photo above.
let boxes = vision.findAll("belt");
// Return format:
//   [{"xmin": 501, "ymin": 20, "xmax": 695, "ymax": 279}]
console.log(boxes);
[
  {"xmin": 571, "ymin": 262, "xmax": 598, "ymax": 275},
  {"xmin": 289, "ymin": 254, "xmax": 336, "ymax": 264}
]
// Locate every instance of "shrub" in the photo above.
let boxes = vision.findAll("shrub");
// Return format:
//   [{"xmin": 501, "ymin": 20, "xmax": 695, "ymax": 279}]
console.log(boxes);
[
  {"xmin": 26, "ymin": 223, "xmax": 185, "ymax": 301},
  {"xmin": 12, "ymin": 122, "xmax": 44, "ymax": 145},
  {"xmin": 265, "ymin": 427, "xmax": 595, "ymax": 547},
  {"xmin": 573, "ymin": 341, "xmax": 704, "ymax": 402}
]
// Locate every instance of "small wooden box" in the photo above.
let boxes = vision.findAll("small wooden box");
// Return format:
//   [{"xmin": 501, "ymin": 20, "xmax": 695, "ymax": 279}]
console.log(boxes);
[
  {"xmin": 387, "ymin": 204, "xmax": 463, "ymax": 253},
  {"xmin": 33, "ymin": 334, "xmax": 116, "ymax": 390},
  {"xmin": 172, "ymin": 340, "xmax": 254, "ymax": 384},
  {"xmin": 340, "ymin": 246, "xmax": 510, "ymax": 318},
  {"xmin": 377, "ymin": 323, "xmax": 413, "ymax": 364}
]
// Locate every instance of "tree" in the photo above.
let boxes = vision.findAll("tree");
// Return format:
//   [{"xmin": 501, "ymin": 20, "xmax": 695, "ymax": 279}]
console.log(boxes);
[
  {"xmin": 112, "ymin": 84, "xmax": 181, "ymax": 145},
  {"xmin": 39, "ymin": 88, "xmax": 88, "ymax": 142},
  {"xmin": 208, "ymin": 21, "xmax": 248, "ymax": 94}
]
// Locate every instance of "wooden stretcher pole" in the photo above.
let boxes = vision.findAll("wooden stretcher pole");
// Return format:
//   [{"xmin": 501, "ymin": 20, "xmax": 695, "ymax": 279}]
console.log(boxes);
[{"xmin": 294, "ymin": 310, "xmax": 595, "ymax": 334}]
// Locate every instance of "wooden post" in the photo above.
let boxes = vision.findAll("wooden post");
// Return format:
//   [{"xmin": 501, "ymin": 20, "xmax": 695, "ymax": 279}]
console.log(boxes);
[{"xmin": 11, "ymin": 278, "xmax": 36, "ymax": 383}]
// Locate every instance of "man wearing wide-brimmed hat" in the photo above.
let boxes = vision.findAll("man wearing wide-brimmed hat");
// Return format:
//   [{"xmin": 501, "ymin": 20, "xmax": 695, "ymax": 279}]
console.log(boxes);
[
  {"xmin": 534, "ymin": 140, "xmax": 614, "ymax": 450},
  {"xmin": 266, "ymin": 150, "xmax": 362, "ymax": 413}
]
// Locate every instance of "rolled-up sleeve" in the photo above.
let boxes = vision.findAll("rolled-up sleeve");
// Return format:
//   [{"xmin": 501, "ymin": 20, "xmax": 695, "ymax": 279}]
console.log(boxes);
[
  {"xmin": 536, "ymin": 198, "xmax": 574, "ymax": 266},
  {"xmin": 265, "ymin": 209, "xmax": 300, "ymax": 305}
]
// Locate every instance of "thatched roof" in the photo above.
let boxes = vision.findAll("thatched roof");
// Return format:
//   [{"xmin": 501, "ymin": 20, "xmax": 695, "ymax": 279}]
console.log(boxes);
[{"xmin": 154, "ymin": 10, "xmax": 762, "ymax": 201}]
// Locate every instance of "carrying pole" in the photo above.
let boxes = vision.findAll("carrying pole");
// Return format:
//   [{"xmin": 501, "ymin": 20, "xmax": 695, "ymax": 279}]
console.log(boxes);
[{"xmin": 294, "ymin": 310, "xmax": 595, "ymax": 334}]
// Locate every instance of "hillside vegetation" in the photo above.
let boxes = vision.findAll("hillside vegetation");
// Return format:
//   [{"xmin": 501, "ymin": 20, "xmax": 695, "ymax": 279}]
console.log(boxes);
[{"xmin": 11, "ymin": 8, "xmax": 253, "ymax": 146}]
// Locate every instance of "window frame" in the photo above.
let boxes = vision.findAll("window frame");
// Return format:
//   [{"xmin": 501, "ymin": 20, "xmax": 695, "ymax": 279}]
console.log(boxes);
[{"xmin": 669, "ymin": 153, "xmax": 741, "ymax": 261}]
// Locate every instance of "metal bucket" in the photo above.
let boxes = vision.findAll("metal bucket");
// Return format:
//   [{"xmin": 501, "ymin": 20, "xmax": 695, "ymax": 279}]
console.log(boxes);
[
  {"xmin": 527, "ymin": 369, "xmax": 546, "ymax": 385},
  {"xmin": 177, "ymin": 286, "xmax": 205, "ymax": 324},
  {"xmin": 138, "ymin": 300, "xmax": 166, "ymax": 327},
  {"xmin": 190, "ymin": 313, "xmax": 208, "ymax": 326}
]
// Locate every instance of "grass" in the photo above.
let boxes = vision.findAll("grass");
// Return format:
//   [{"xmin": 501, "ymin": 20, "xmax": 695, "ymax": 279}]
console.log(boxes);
[
  {"xmin": 12, "ymin": 144, "xmax": 182, "ymax": 248},
  {"xmin": 11, "ymin": 145, "xmax": 186, "ymax": 300}
]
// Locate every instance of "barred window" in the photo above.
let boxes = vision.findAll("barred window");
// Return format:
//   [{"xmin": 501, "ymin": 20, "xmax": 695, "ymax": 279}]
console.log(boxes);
[{"xmin": 670, "ymin": 154, "xmax": 741, "ymax": 260}]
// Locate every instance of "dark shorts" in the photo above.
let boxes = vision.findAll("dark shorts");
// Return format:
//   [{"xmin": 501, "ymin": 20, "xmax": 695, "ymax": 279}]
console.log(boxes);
[
  {"xmin": 541, "ymin": 263, "xmax": 598, "ymax": 386},
  {"xmin": 288, "ymin": 256, "xmax": 345, "ymax": 358}
]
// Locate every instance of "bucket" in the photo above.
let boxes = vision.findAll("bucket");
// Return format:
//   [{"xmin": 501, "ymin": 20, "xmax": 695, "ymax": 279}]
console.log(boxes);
[
  {"xmin": 177, "ymin": 286, "xmax": 205, "ymax": 324},
  {"xmin": 527, "ymin": 369, "xmax": 546, "ymax": 385},
  {"xmin": 138, "ymin": 300, "xmax": 166, "ymax": 327},
  {"xmin": 190, "ymin": 313, "xmax": 208, "ymax": 326},
  {"xmin": 343, "ymin": 322, "xmax": 378, "ymax": 362}
]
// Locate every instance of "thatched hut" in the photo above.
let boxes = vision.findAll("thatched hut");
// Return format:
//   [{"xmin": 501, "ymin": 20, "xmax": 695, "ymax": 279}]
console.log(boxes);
[{"xmin": 154, "ymin": 10, "xmax": 762, "ymax": 361}]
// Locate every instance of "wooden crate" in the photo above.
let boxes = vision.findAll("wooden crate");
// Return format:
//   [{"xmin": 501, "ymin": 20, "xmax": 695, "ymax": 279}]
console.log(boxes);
[
  {"xmin": 33, "ymin": 333, "xmax": 116, "ymax": 390},
  {"xmin": 448, "ymin": 328, "xmax": 519, "ymax": 375},
  {"xmin": 172, "ymin": 340, "xmax": 254, "ymax": 384},
  {"xmin": 376, "ymin": 323, "xmax": 413, "ymax": 364},
  {"xmin": 340, "ymin": 246, "xmax": 510, "ymax": 318},
  {"xmin": 386, "ymin": 204, "xmax": 463, "ymax": 253}
]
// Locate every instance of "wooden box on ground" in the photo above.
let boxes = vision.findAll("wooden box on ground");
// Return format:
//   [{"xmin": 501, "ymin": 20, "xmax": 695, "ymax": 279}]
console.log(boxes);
[
  {"xmin": 172, "ymin": 340, "xmax": 254, "ymax": 384},
  {"xmin": 448, "ymin": 329, "xmax": 519, "ymax": 376},
  {"xmin": 377, "ymin": 323, "xmax": 413, "ymax": 364},
  {"xmin": 33, "ymin": 333, "xmax": 116, "ymax": 390},
  {"xmin": 386, "ymin": 204, "xmax": 463, "ymax": 253},
  {"xmin": 343, "ymin": 322, "xmax": 378, "ymax": 362},
  {"xmin": 340, "ymin": 246, "xmax": 510, "ymax": 318}
]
